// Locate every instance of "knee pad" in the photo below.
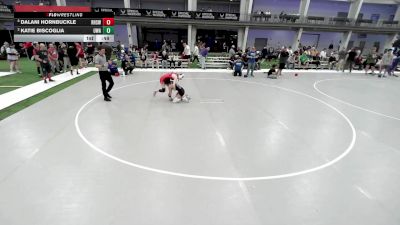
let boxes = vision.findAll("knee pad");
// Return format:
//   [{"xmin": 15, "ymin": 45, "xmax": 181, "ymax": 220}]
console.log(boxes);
[{"xmin": 159, "ymin": 88, "xmax": 166, "ymax": 92}]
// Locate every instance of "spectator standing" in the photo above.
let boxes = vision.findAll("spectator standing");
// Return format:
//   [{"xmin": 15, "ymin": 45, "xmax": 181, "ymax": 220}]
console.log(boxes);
[
  {"xmin": 278, "ymin": 47, "xmax": 289, "ymax": 75},
  {"xmin": 320, "ymin": 48, "xmax": 327, "ymax": 60},
  {"xmin": 140, "ymin": 48, "xmax": 148, "ymax": 68},
  {"xmin": 337, "ymin": 48, "xmax": 347, "ymax": 71},
  {"xmin": 67, "ymin": 43, "xmax": 80, "ymax": 75},
  {"xmin": 60, "ymin": 43, "xmax": 71, "ymax": 73},
  {"xmin": 229, "ymin": 45, "xmax": 236, "ymax": 58},
  {"xmin": 182, "ymin": 42, "xmax": 191, "ymax": 65},
  {"xmin": 199, "ymin": 44, "xmax": 209, "ymax": 69},
  {"xmin": 47, "ymin": 43, "xmax": 60, "ymax": 74},
  {"xmin": 75, "ymin": 42, "xmax": 86, "ymax": 68},
  {"xmin": 6, "ymin": 43, "xmax": 21, "ymax": 73},
  {"xmin": 379, "ymin": 49, "xmax": 394, "ymax": 77},
  {"xmin": 86, "ymin": 42, "xmax": 95, "ymax": 64},
  {"xmin": 192, "ymin": 44, "xmax": 199, "ymax": 64},
  {"xmin": 1, "ymin": 41, "xmax": 9, "ymax": 59},
  {"xmin": 246, "ymin": 47, "xmax": 257, "ymax": 77},
  {"xmin": 343, "ymin": 48, "xmax": 357, "ymax": 73},
  {"xmin": 233, "ymin": 55, "xmax": 243, "ymax": 76},
  {"xmin": 32, "ymin": 42, "xmax": 42, "ymax": 76},
  {"xmin": 365, "ymin": 47, "xmax": 378, "ymax": 75},
  {"xmin": 161, "ymin": 50, "xmax": 169, "ymax": 68},
  {"xmin": 35, "ymin": 43, "xmax": 54, "ymax": 83}
]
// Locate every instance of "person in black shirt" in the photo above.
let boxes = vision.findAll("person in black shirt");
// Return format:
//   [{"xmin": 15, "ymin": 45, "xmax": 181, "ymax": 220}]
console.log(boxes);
[
  {"xmin": 121, "ymin": 54, "xmax": 134, "ymax": 75},
  {"xmin": 35, "ymin": 43, "xmax": 54, "ymax": 83},
  {"xmin": 67, "ymin": 43, "xmax": 79, "ymax": 75},
  {"xmin": 267, "ymin": 64, "xmax": 277, "ymax": 79},
  {"xmin": 343, "ymin": 48, "xmax": 357, "ymax": 73},
  {"xmin": 277, "ymin": 48, "xmax": 289, "ymax": 76},
  {"xmin": 86, "ymin": 43, "xmax": 95, "ymax": 64}
]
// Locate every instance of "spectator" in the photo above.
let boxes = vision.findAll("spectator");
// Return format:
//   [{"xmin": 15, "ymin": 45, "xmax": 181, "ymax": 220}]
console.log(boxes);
[
  {"xmin": 6, "ymin": 43, "xmax": 21, "ymax": 73},
  {"xmin": 287, "ymin": 51, "xmax": 296, "ymax": 69},
  {"xmin": 151, "ymin": 51, "xmax": 159, "ymax": 69},
  {"xmin": 329, "ymin": 51, "xmax": 338, "ymax": 70},
  {"xmin": 199, "ymin": 44, "xmax": 209, "ymax": 69},
  {"xmin": 121, "ymin": 54, "xmax": 134, "ymax": 75},
  {"xmin": 116, "ymin": 41, "xmax": 122, "ymax": 52},
  {"xmin": 47, "ymin": 43, "xmax": 60, "ymax": 74},
  {"xmin": 320, "ymin": 48, "xmax": 327, "ymax": 60},
  {"xmin": 182, "ymin": 42, "xmax": 191, "ymax": 65},
  {"xmin": 67, "ymin": 43, "xmax": 80, "ymax": 75},
  {"xmin": 267, "ymin": 64, "xmax": 277, "ymax": 79},
  {"xmin": 229, "ymin": 45, "xmax": 236, "ymax": 58},
  {"xmin": 233, "ymin": 55, "xmax": 243, "ymax": 76},
  {"xmin": 0, "ymin": 41, "xmax": 9, "ymax": 60},
  {"xmin": 277, "ymin": 47, "xmax": 289, "ymax": 75},
  {"xmin": 161, "ymin": 50, "xmax": 169, "ymax": 68},
  {"xmin": 343, "ymin": 48, "xmax": 357, "ymax": 73},
  {"xmin": 130, "ymin": 48, "xmax": 137, "ymax": 67},
  {"xmin": 32, "ymin": 42, "xmax": 41, "ymax": 76},
  {"xmin": 393, "ymin": 38, "xmax": 400, "ymax": 54},
  {"xmin": 161, "ymin": 41, "xmax": 167, "ymax": 52},
  {"xmin": 108, "ymin": 60, "xmax": 119, "ymax": 76},
  {"xmin": 86, "ymin": 42, "xmax": 95, "ymax": 65},
  {"xmin": 75, "ymin": 42, "xmax": 86, "ymax": 68},
  {"xmin": 300, "ymin": 52, "xmax": 310, "ymax": 69},
  {"xmin": 365, "ymin": 47, "xmax": 378, "ymax": 75},
  {"xmin": 22, "ymin": 42, "xmax": 33, "ymax": 59},
  {"xmin": 168, "ymin": 53, "xmax": 176, "ymax": 69},
  {"xmin": 389, "ymin": 51, "xmax": 400, "ymax": 77},
  {"xmin": 379, "ymin": 49, "xmax": 394, "ymax": 77},
  {"xmin": 310, "ymin": 47, "xmax": 319, "ymax": 60},
  {"xmin": 192, "ymin": 43, "xmax": 199, "ymax": 64},
  {"xmin": 337, "ymin": 48, "xmax": 347, "ymax": 71},
  {"xmin": 35, "ymin": 43, "xmax": 54, "ymax": 83},
  {"xmin": 246, "ymin": 47, "xmax": 257, "ymax": 77},
  {"xmin": 60, "ymin": 43, "xmax": 71, "ymax": 73},
  {"xmin": 140, "ymin": 48, "xmax": 148, "ymax": 68},
  {"xmin": 287, "ymin": 46, "xmax": 293, "ymax": 56},
  {"xmin": 261, "ymin": 46, "xmax": 268, "ymax": 60},
  {"xmin": 354, "ymin": 54, "xmax": 363, "ymax": 70}
]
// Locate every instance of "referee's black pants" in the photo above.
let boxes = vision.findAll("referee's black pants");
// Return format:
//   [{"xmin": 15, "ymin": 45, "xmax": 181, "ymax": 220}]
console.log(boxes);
[{"xmin": 99, "ymin": 71, "xmax": 114, "ymax": 98}]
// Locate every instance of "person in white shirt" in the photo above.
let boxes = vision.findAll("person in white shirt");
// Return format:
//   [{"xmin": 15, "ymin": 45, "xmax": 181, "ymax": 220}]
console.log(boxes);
[
  {"xmin": 192, "ymin": 43, "xmax": 199, "ymax": 64},
  {"xmin": 182, "ymin": 42, "xmax": 191, "ymax": 66},
  {"xmin": 6, "ymin": 43, "xmax": 21, "ymax": 73},
  {"xmin": 379, "ymin": 49, "xmax": 394, "ymax": 77},
  {"xmin": 287, "ymin": 46, "xmax": 293, "ymax": 56},
  {"xmin": 229, "ymin": 45, "xmax": 236, "ymax": 58},
  {"xmin": 320, "ymin": 48, "xmax": 327, "ymax": 60}
]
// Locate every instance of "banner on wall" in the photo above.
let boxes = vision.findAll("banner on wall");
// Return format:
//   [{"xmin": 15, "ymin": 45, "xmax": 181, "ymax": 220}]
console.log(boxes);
[
  {"xmin": 92, "ymin": 8, "xmax": 239, "ymax": 21},
  {"xmin": 0, "ymin": 5, "xmax": 13, "ymax": 13}
]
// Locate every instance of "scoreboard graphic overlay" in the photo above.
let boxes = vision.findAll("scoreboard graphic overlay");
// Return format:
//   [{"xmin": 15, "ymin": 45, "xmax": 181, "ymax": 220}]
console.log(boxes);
[{"xmin": 14, "ymin": 6, "xmax": 114, "ymax": 43}]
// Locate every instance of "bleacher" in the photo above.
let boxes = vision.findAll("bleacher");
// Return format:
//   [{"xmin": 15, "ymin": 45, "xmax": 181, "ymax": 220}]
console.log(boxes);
[{"xmin": 205, "ymin": 56, "xmax": 230, "ymax": 69}]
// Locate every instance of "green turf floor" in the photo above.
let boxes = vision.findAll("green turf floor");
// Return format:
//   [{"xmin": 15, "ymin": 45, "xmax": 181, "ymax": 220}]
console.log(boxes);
[
  {"xmin": 0, "ymin": 71, "xmax": 96, "ymax": 121},
  {"xmin": 0, "ymin": 58, "xmax": 42, "ymax": 94}
]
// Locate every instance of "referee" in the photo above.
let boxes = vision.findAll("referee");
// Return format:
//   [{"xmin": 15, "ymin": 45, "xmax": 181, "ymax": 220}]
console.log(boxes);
[{"xmin": 95, "ymin": 46, "xmax": 114, "ymax": 101}]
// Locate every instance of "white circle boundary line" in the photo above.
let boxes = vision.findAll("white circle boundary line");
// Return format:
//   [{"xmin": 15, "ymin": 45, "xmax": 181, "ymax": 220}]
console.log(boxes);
[
  {"xmin": 313, "ymin": 78, "xmax": 400, "ymax": 121},
  {"xmin": 75, "ymin": 78, "xmax": 356, "ymax": 181}
]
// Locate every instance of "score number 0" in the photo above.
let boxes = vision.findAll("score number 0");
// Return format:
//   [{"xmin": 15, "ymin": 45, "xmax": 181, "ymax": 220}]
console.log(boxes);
[{"xmin": 102, "ymin": 18, "xmax": 115, "ymax": 26}]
